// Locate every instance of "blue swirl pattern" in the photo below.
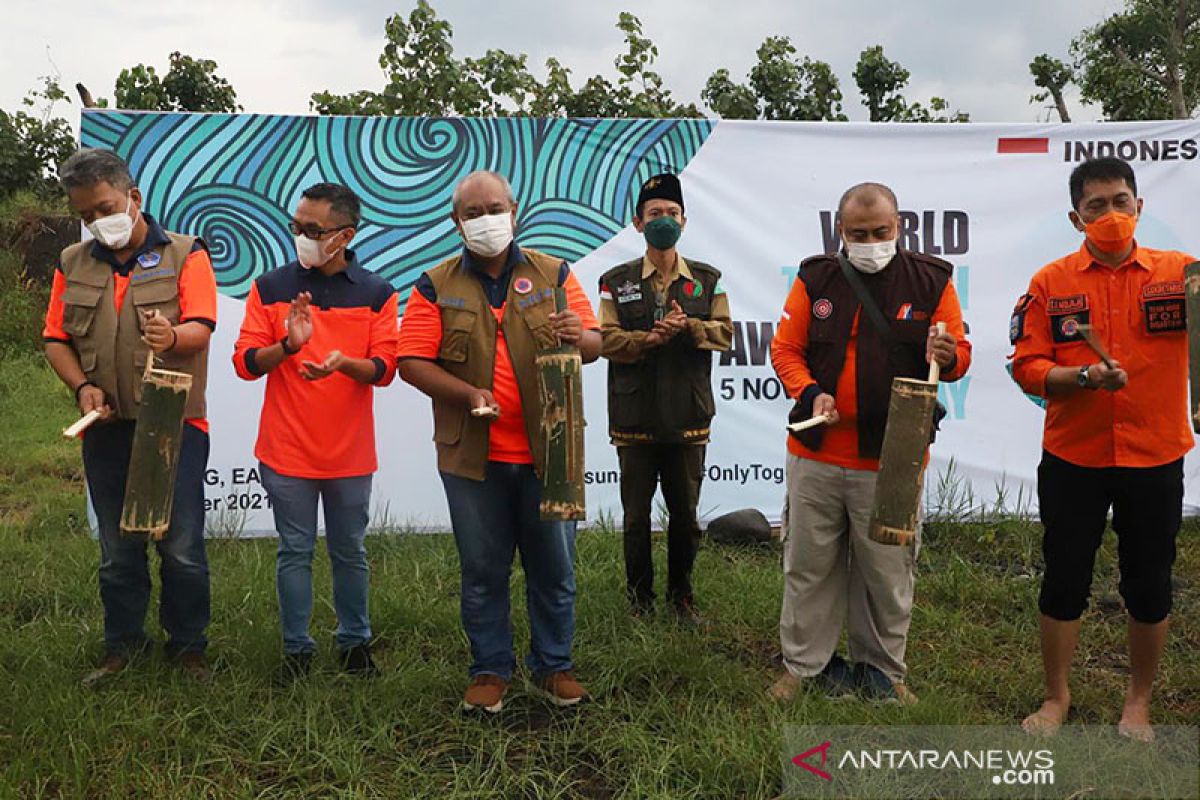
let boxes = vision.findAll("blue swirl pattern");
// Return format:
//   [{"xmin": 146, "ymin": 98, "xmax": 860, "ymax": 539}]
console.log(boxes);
[{"xmin": 81, "ymin": 111, "xmax": 714, "ymax": 301}]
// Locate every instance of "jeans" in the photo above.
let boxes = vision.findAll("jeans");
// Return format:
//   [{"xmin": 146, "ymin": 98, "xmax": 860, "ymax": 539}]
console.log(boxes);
[
  {"xmin": 82, "ymin": 420, "xmax": 211, "ymax": 656},
  {"xmin": 440, "ymin": 462, "xmax": 577, "ymax": 680},
  {"xmin": 617, "ymin": 444, "xmax": 706, "ymax": 604},
  {"xmin": 260, "ymin": 463, "xmax": 373, "ymax": 654}
]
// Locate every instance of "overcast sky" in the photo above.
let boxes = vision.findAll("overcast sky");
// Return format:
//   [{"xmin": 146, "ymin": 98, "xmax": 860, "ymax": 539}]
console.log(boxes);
[{"xmin": 5, "ymin": 0, "xmax": 1126, "ymax": 124}]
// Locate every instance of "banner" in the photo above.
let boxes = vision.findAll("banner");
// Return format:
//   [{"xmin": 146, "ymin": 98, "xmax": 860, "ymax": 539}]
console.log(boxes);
[{"xmin": 80, "ymin": 111, "xmax": 1200, "ymax": 533}]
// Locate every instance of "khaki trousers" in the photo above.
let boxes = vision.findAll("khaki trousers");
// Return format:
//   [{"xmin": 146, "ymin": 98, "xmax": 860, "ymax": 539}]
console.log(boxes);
[{"xmin": 779, "ymin": 454, "xmax": 918, "ymax": 683}]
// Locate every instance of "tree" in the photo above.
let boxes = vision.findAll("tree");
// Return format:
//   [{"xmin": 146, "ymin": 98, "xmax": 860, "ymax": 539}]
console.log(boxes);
[
  {"xmin": 1071, "ymin": 0, "xmax": 1200, "ymax": 120},
  {"xmin": 1029, "ymin": 54, "xmax": 1074, "ymax": 122},
  {"xmin": 0, "ymin": 75, "xmax": 76, "ymax": 200},
  {"xmin": 312, "ymin": 3, "xmax": 699, "ymax": 118},
  {"xmin": 114, "ymin": 52, "xmax": 240, "ymax": 112},
  {"xmin": 853, "ymin": 45, "xmax": 968, "ymax": 122},
  {"xmin": 703, "ymin": 36, "xmax": 846, "ymax": 120}
]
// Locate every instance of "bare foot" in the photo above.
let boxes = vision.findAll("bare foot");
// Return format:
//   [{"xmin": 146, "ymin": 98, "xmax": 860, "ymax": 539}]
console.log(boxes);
[
  {"xmin": 1022, "ymin": 698, "xmax": 1069, "ymax": 736},
  {"xmin": 1118, "ymin": 700, "xmax": 1155, "ymax": 742}
]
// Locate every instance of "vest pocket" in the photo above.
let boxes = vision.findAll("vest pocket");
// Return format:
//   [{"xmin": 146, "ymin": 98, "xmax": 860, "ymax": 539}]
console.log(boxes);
[
  {"xmin": 432, "ymin": 401, "xmax": 465, "ymax": 445},
  {"xmin": 438, "ymin": 307, "xmax": 476, "ymax": 364},
  {"xmin": 60, "ymin": 284, "xmax": 104, "ymax": 337},
  {"xmin": 609, "ymin": 369, "xmax": 642, "ymax": 428},
  {"xmin": 131, "ymin": 278, "xmax": 181, "ymax": 323}
]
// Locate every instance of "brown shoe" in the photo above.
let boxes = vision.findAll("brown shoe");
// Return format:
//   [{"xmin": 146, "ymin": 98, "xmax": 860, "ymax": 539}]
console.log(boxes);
[
  {"xmin": 462, "ymin": 674, "xmax": 508, "ymax": 714},
  {"xmin": 81, "ymin": 652, "xmax": 129, "ymax": 688},
  {"xmin": 175, "ymin": 651, "xmax": 211, "ymax": 683},
  {"xmin": 533, "ymin": 670, "xmax": 588, "ymax": 707},
  {"xmin": 768, "ymin": 671, "xmax": 802, "ymax": 702}
]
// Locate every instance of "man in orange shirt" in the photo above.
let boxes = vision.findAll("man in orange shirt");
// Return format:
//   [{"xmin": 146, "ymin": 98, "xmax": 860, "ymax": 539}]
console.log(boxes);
[
  {"xmin": 398, "ymin": 171, "xmax": 600, "ymax": 713},
  {"xmin": 43, "ymin": 148, "xmax": 217, "ymax": 685},
  {"xmin": 1011, "ymin": 157, "xmax": 1193, "ymax": 741},
  {"xmin": 233, "ymin": 183, "xmax": 398, "ymax": 680},
  {"xmin": 768, "ymin": 182, "xmax": 970, "ymax": 705}
]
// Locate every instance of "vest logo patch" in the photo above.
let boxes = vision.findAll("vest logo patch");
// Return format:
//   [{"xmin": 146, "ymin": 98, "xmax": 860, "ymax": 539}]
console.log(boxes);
[
  {"xmin": 439, "ymin": 296, "xmax": 467, "ymax": 309},
  {"xmin": 683, "ymin": 279, "xmax": 703, "ymax": 298},
  {"xmin": 516, "ymin": 287, "xmax": 554, "ymax": 310},
  {"xmin": 616, "ymin": 280, "xmax": 642, "ymax": 304},
  {"xmin": 1047, "ymin": 294, "xmax": 1088, "ymax": 314},
  {"xmin": 895, "ymin": 303, "xmax": 929, "ymax": 321},
  {"xmin": 130, "ymin": 265, "xmax": 176, "ymax": 284},
  {"xmin": 137, "ymin": 251, "xmax": 161, "ymax": 269},
  {"xmin": 812, "ymin": 298, "xmax": 833, "ymax": 320},
  {"xmin": 514, "ymin": 277, "xmax": 533, "ymax": 295}
]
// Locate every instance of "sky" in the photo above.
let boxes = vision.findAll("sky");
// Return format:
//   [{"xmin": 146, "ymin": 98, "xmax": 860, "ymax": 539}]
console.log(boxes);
[{"xmin": 4, "ymin": 0, "xmax": 1127, "ymax": 124}]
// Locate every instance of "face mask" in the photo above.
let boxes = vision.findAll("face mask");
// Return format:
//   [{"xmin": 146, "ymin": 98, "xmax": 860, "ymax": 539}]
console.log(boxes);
[
  {"xmin": 845, "ymin": 239, "xmax": 897, "ymax": 274},
  {"xmin": 1084, "ymin": 210, "xmax": 1138, "ymax": 255},
  {"xmin": 86, "ymin": 195, "xmax": 138, "ymax": 250},
  {"xmin": 643, "ymin": 216, "xmax": 682, "ymax": 250},
  {"xmin": 295, "ymin": 233, "xmax": 342, "ymax": 269},
  {"xmin": 460, "ymin": 213, "xmax": 514, "ymax": 258}
]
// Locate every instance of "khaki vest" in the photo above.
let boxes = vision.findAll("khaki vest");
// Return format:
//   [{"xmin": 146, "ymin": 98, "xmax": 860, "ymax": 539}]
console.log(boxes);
[
  {"xmin": 58, "ymin": 232, "xmax": 209, "ymax": 420},
  {"xmin": 428, "ymin": 248, "xmax": 563, "ymax": 481}
]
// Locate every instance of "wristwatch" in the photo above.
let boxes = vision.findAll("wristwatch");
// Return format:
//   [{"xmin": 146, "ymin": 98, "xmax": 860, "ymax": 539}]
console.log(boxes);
[
  {"xmin": 1076, "ymin": 364, "xmax": 1094, "ymax": 389},
  {"xmin": 280, "ymin": 335, "xmax": 299, "ymax": 356}
]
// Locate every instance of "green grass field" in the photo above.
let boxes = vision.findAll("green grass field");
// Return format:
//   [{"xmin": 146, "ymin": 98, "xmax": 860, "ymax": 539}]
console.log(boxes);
[{"xmin": 1, "ymin": 352, "xmax": 1197, "ymax": 799}]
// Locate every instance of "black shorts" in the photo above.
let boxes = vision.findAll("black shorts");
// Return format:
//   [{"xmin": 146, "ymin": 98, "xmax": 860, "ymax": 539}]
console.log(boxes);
[{"xmin": 1036, "ymin": 451, "xmax": 1182, "ymax": 624}]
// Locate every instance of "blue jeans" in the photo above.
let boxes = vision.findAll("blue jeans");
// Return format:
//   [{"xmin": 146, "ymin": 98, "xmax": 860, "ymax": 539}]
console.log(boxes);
[
  {"xmin": 440, "ymin": 462, "xmax": 577, "ymax": 680},
  {"xmin": 82, "ymin": 420, "xmax": 211, "ymax": 656},
  {"xmin": 260, "ymin": 463, "xmax": 373, "ymax": 654}
]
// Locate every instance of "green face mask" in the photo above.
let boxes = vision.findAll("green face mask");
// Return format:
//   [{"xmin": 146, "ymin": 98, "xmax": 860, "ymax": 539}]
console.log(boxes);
[{"xmin": 643, "ymin": 216, "xmax": 682, "ymax": 250}]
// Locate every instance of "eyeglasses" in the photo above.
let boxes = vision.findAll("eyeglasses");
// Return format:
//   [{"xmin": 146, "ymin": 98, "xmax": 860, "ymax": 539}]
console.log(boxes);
[{"xmin": 288, "ymin": 221, "xmax": 352, "ymax": 240}]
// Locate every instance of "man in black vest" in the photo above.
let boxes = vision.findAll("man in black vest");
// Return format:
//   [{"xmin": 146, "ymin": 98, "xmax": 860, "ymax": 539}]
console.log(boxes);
[
  {"xmin": 768, "ymin": 182, "xmax": 971, "ymax": 704},
  {"xmin": 598, "ymin": 173, "xmax": 733, "ymax": 622}
]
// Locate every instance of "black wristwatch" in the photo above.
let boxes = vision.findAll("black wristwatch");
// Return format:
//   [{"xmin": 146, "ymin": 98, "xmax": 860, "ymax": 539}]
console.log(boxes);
[
  {"xmin": 280, "ymin": 335, "xmax": 299, "ymax": 356},
  {"xmin": 1076, "ymin": 364, "xmax": 1094, "ymax": 389}
]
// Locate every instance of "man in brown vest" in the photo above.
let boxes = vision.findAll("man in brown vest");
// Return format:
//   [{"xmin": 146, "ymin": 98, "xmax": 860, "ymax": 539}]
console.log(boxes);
[
  {"xmin": 598, "ymin": 173, "xmax": 732, "ymax": 622},
  {"xmin": 767, "ymin": 182, "xmax": 971, "ymax": 704},
  {"xmin": 398, "ymin": 170, "xmax": 601, "ymax": 713},
  {"xmin": 42, "ymin": 148, "xmax": 216, "ymax": 685}
]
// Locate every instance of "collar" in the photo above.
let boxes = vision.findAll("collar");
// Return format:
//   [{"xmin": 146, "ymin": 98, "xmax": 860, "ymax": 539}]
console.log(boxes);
[
  {"xmin": 90, "ymin": 212, "xmax": 171, "ymax": 273},
  {"xmin": 462, "ymin": 242, "xmax": 526, "ymax": 276},
  {"xmin": 294, "ymin": 248, "xmax": 363, "ymax": 280},
  {"xmin": 640, "ymin": 253, "xmax": 692, "ymax": 281},
  {"xmin": 1076, "ymin": 240, "xmax": 1149, "ymax": 271}
]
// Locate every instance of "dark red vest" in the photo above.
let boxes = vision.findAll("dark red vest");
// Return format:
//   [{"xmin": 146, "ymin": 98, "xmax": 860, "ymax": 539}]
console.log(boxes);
[{"xmin": 796, "ymin": 249, "xmax": 952, "ymax": 458}]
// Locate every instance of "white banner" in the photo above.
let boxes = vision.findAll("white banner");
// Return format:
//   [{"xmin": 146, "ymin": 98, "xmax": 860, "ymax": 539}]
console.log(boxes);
[{"xmin": 99, "ymin": 117, "xmax": 1200, "ymax": 534}]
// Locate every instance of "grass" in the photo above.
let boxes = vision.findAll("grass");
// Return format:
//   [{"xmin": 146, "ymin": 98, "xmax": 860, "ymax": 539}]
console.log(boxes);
[{"xmin": 1, "ymin": 351, "xmax": 1197, "ymax": 798}]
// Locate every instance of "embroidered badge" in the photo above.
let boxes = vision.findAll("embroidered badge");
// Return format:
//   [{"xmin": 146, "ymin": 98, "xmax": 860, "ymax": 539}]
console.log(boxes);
[
  {"xmin": 1047, "ymin": 294, "xmax": 1088, "ymax": 314},
  {"xmin": 897, "ymin": 303, "xmax": 913, "ymax": 320},
  {"xmin": 514, "ymin": 277, "xmax": 533, "ymax": 295},
  {"xmin": 683, "ymin": 280, "xmax": 703, "ymax": 298},
  {"xmin": 616, "ymin": 279, "xmax": 642, "ymax": 304},
  {"xmin": 1009, "ymin": 294, "xmax": 1033, "ymax": 344},
  {"xmin": 137, "ymin": 251, "xmax": 161, "ymax": 269},
  {"xmin": 1060, "ymin": 316, "xmax": 1080, "ymax": 338},
  {"xmin": 130, "ymin": 265, "xmax": 176, "ymax": 284},
  {"xmin": 813, "ymin": 298, "xmax": 834, "ymax": 320}
]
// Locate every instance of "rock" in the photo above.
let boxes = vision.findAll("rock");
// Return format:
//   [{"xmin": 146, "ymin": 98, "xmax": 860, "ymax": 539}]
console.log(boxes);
[{"xmin": 706, "ymin": 508, "xmax": 772, "ymax": 545}]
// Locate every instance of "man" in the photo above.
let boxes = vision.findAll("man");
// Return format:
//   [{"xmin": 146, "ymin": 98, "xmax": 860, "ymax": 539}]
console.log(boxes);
[
  {"xmin": 1011, "ymin": 157, "xmax": 1192, "ymax": 741},
  {"xmin": 768, "ymin": 182, "xmax": 970, "ymax": 704},
  {"xmin": 43, "ymin": 148, "xmax": 216, "ymax": 685},
  {"xmin": 398, "ymin": 170, "xmax": 600, "ymax": 713},
  {"xmin": 233, "ymin": 183, "xmax": 398, "ymax": 680},
  {"xmin": 598, "ymin": 173, "xmax": 732, "ymax": 621}
]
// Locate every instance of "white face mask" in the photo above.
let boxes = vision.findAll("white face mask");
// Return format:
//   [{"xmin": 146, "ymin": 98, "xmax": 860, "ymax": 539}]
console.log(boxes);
[
  {"xmin": 845, "ymin": 239, "xmax": 897, "ymax": 274},
  {"xmin": 460, "ymin": 212, "xmax": 514, "ymax": 258},
  {"xmin": 87, "ymin": 195, "xmax": 138, "ymax": 250},
  {"xmin": 295, "ymin": 233, "xmax": 342, "ymax": 269}
]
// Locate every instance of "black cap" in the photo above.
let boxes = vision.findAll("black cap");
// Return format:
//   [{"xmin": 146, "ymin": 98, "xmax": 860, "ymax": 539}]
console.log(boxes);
[{"xmin": 635, "ymin": 173, "xmax": 684, "ymax": 217}]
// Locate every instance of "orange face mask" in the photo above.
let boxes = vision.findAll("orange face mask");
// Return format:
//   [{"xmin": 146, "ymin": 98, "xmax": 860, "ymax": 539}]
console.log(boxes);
[{"xmin": 1084, "ymin": 210, "xmax": 1138, "ymax": 255}]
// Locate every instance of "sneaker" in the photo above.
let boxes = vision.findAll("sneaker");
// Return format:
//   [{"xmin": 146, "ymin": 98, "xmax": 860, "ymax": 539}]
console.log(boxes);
[
  {"xmin": 175, "ymin": 651, "xmax": 211, "ymax": 683},
  {"xmin": 816, "ymin": 654, "xmax": 857, "ymax": 700},
  {"xmin": 855, "ymin": 662, "xmax": 918, "ymax": 706},
  {"xmin": 532, "ymin": 670, "xmax": 588, "ymax": 708},
  {"xmin": 81, "ymin": 652, "xmax": 130, "ymax": 688},
  {"xmin": 462, "ymin": 674, "xmax": 508, "ymax": 714},
  {"xmin": 276, "ymin": 652, "xmax": 313, "ymax": 685},
  {"xmin": 671, "ymin": 595, "xmax": 705, "ymax": 626},
  {"xmin": 339, "ymin": 644, "xmax": 379, "ymax": 677}
]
